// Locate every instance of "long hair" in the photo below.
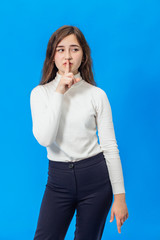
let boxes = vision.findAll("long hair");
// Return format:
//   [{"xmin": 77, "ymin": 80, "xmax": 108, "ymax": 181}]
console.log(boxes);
[{"xmin": 39, "ymin": 25, "xmax": 97, "ymax": 86}]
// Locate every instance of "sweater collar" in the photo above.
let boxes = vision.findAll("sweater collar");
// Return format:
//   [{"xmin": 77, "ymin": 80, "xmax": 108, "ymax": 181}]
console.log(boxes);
[{"xmin": 54, "ymin": 71, "xmax": 83, "ymax": 88}]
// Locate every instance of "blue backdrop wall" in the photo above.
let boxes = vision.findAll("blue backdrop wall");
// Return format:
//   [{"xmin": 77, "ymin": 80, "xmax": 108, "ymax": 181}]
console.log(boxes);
[{"xmin": 0, "ymin": 0, "xmax": 160, "ymax": 239}]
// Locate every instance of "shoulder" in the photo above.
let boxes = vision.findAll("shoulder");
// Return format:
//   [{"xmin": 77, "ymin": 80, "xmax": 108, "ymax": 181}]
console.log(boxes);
[
  {"xmin": 82, "ymin": 81, "xmax": 107, "ymax": 97},
  {"xmin": 30, "ymin": 85, "xmax": 48, "ymax": 103},
  {"xmin": 89, "ymin": 84, "xmax": 109, "ymax": 104},
  {"xmin": 30, "ymin": 79, "xmax": 56, "ymax": 96},
  {"xmin": 93, "ymin": 86, "xmax": 107, "ymax": 98},
  {"xmin": 89, "ymin": 85, "xmax": 111, "ymax": 113},
  {"xmin": 82, "ymin": 81, "xmax": 110, "ymax": 112},
  {"xmin": 30, "ymin": 84, "xmax": 45, "ymax": 95}
]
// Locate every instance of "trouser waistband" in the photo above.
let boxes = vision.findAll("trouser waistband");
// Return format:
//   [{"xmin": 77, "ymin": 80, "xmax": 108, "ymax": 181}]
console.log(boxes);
[{"xmin": 48, "ymin": 152, "xmax": 105, "ymax": 170}]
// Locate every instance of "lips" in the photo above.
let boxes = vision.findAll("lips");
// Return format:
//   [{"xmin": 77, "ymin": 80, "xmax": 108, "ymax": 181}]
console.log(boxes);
[{"xmin": 64, "ymin": 62, "xmax": 73, "ymax": 65}]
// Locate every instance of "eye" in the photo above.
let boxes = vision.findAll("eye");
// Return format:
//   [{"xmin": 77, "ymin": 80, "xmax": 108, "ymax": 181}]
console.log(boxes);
[
  {"xmin": 57, "ymin": 49, "xmax": 64, "ymax": 52},
  {"xmin": 72, "ymin": 48, "xmax": 79, "ymax": 52},
  {"xmin": 56, "ymin": 48, "xmax": 79, "ymax": 52}
]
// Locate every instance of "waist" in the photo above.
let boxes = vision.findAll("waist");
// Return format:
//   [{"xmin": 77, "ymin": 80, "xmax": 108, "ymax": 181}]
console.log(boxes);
[{"xmin": 48, "ymin": 152, "xmax": 105, "ymax": 170}]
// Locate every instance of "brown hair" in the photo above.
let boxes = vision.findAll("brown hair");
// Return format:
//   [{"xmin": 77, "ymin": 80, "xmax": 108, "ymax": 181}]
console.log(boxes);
[{"xmin": 39, "ymin": 25, "xmax": 97, "ymax": 86}]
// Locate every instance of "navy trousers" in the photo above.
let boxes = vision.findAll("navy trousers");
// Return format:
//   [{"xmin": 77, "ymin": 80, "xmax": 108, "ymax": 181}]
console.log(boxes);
[{"xmin": 33, "ymin": 152, "xmax": 113, "ymax": 240}]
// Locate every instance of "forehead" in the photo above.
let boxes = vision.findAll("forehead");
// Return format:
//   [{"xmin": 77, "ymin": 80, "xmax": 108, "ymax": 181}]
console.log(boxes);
[{"xmin": 57, "ymin": 34, "xmax": 80, "ymax": 46}]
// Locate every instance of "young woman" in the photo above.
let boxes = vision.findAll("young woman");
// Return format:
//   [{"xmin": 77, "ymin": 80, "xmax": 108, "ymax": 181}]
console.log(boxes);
[{"xmin": 30, "ymin": 25, "xmax": 129, "ymax": 240}]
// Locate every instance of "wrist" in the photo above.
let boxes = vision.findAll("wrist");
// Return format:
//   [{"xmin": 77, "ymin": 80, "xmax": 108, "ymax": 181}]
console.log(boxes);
[
  {"xmin": 114, "ymin": 193, "xmax": 126, "ymax": 202},
  {"xmin": 55, "ymin": 86, "xmax": 65, "ymax": 94}
]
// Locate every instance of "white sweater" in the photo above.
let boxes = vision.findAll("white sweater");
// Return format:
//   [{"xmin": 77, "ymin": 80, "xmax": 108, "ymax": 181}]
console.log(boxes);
[{"xmin": 30, "ymin": 71, "xmax": 125, "ymax": 195}]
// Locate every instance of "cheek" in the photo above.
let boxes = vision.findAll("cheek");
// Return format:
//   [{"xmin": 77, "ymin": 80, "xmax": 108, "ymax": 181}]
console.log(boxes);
[
  {"xmin": 54, "ymin": 53, "xmax": 63, "ymax": 61},
  {"xmin": 75, "ymin": 53, "xmax": 83, "ymax": 62}
]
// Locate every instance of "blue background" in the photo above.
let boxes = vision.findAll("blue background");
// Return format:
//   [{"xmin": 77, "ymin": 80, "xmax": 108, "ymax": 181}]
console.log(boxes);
[{"xmin": 0, "ymin": 0, "xmax": 160, "ymax": 239}]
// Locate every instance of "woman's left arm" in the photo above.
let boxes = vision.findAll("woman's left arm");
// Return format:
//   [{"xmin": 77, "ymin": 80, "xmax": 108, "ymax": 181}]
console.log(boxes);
[{"xmin": 94, "ymin": 88, "xmax": 129, "ymax": 233}]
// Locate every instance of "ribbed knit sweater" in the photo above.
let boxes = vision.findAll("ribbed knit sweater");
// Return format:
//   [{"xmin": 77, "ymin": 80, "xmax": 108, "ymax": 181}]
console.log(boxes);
[{"xmin": 30, "ymin": 71, "xmax": 125, "ymax": 195}]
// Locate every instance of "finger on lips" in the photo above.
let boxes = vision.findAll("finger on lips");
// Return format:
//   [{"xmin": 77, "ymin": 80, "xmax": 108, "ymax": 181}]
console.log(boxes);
[
  {"xmin": 65, "ymin": 60, "xmax": 76, "ymax": 87},
  {"xmin": 65, "ymin": 59, "xmax": 70, "ymax": 74},
  {"xmin": 64, "ymin": 60, "xmax": 80, "ymax": 86}
]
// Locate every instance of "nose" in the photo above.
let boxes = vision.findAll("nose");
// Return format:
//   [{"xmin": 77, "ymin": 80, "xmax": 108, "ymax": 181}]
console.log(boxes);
[{"xmin": 65, "ymin": 49, "xmax": 72, "ymax": 60}]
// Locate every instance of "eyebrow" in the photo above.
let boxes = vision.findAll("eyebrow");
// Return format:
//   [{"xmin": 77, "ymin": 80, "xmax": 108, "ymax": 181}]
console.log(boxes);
[{"xmin": 56, "ymin": 44, "xmax": 80, "ymax": 48}]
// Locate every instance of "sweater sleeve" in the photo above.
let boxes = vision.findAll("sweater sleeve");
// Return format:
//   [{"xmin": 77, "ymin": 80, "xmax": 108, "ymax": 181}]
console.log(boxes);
[
  {"xmin": 95, "ymin": 88, "xmax": 126, "ymax": 195},
  {"xmin": 30, "ymin": 85, "xmax": 64, "ymax": 147}
]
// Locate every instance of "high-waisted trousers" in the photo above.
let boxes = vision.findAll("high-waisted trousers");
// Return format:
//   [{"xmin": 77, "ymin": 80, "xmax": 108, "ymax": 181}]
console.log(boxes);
[{"xmin": 33, "ymin": 151, "xmax": 113, "ymax": 240}]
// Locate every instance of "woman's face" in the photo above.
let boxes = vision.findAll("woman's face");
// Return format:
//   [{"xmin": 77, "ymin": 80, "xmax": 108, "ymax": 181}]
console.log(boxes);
[{"xmin": 54, "ymin": 34, "xmax": 83, "ymax": 75}]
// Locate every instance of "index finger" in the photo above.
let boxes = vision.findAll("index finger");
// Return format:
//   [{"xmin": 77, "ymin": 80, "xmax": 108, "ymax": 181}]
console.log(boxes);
[
  {"xmin": 65, "ymin": 59, "xmax": 70, "ymax": 74},
  {"xmin": 116, "ymin": 218, "xmax": 122, "ymax": 234}
]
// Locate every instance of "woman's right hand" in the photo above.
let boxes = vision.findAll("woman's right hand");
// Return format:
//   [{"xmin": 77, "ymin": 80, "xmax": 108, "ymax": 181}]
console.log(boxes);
[{"xmin": 55, "ymin": 60, "xmax": 81, "ymax": 94}]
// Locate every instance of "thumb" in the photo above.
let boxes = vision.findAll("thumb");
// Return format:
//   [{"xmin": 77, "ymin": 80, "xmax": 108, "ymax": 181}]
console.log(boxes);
[
  {"xmin": 76, "ymin": 77, "xmax": 80, "ymax": 82},
  {"xmin": 110, "ymin": 211, "xmax": 114, "ymax": 222},
  {"xmin": 74, "ymin": 78, "xmax": 80, "ymax": 84}
]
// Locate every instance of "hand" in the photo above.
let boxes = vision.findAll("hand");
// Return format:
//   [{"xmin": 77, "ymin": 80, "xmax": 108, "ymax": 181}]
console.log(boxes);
[
  {"xmin": 55, "ymin": 60, "xmax": 81, "ymax": 94},
  {"xmin": 110, "ymin": 196, "xmax": 129, "ymax": 234}
]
